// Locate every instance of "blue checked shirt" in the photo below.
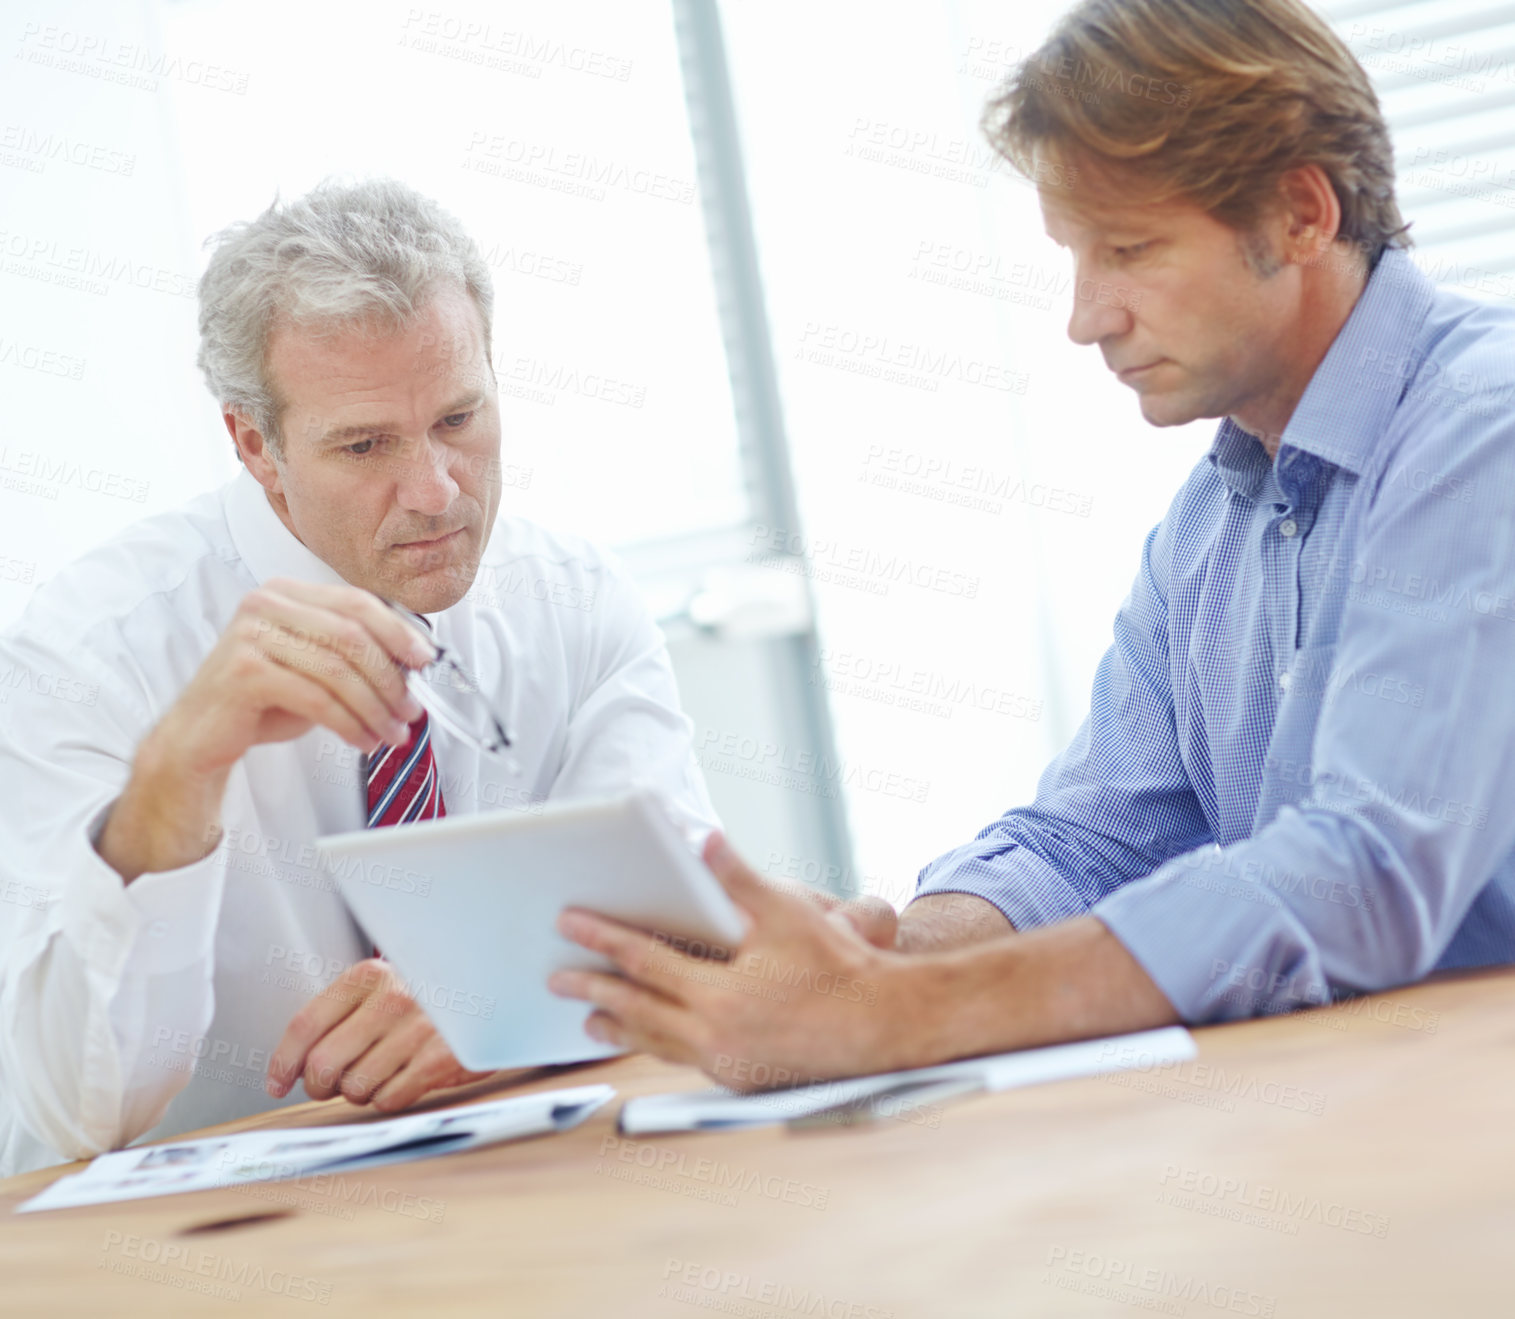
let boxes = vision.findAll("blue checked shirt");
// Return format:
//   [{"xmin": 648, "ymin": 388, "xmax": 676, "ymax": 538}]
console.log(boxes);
[{"xmin": 917, "ymin": 248, "xmax": 1515, "ymax": 1022}]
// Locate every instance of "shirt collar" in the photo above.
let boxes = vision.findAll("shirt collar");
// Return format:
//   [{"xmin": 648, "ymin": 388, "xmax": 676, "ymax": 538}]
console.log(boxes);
[
  {"xmin": 223, "ymin": 466, "xmax": 348, "ymax": 589},
  {"xmin": 1206, "ymin": 247, "xmax": 1436, "ymax": 496}
]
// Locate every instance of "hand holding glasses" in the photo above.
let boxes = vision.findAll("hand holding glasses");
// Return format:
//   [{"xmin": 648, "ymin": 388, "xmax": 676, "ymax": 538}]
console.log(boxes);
[{"xmin": 380, "ymin": 599, "xmax": 514, "ymax": 760}]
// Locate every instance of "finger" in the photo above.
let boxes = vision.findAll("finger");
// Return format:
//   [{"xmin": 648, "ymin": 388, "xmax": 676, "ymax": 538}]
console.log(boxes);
[
  {"xmin": 551, "ymin": 968, "xmax": 704, "ymax": 1055},
  {"xmin": 251, "ymin": 594, "xmax": 421, "ymax": 736},
  {"xmin": 555, "ymin": 910, "xmax": 709, "ymax": 1003},
  {"xmin": 583, "ymin": 1010, "xmax": 703, "ymax": 1069},
  {"xmin": 702, "ymin": 832, "xmax": 790, "ymax": 922},
  {"xmin": 749, "ymin": 875, "xmax": 845, "ymax": 911},
  {"xmin": 255, "ymin": 660, "xmax": 401, "ymax": 752},
  {"xmin": 367, "ymin": 1034, "xmax": 470, "ymax": 1113},
  {"xmin": 273, "ymin": 591, "xmax": 427, "ymax": 722},
  {"xmin": 266, "ymin": 577, "xmax": 438, "ymax": 672},
  {"xmin": 301, "ymin": 977, "xmax": 422, "ymax": 1100},
  {"xmin": 336, "ymin": 1006, "xmax": 438, "ymax": 1104},
  {"xmin": 790, "ymin": 885, "xmax": 843, "ymax": 913},
  {"xmin": 266, "ymin": 959, "xmax": 392, "ymax": 1097}
]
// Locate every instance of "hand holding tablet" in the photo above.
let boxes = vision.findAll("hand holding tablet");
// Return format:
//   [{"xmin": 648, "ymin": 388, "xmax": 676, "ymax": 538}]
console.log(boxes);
[{"xmin": 316, "ymin": 792, "xmax": 745, "ymax": 1070}]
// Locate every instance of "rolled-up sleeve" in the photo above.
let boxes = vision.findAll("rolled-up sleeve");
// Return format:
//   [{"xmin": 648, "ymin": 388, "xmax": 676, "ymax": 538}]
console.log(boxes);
[
  {"xmin": 916, "ymin": 510, "xmax": 1213, "ymax": 929},
  {"xmin": 1095, "ymin": 392, "xmax": 1515, "ymax": 1021}
]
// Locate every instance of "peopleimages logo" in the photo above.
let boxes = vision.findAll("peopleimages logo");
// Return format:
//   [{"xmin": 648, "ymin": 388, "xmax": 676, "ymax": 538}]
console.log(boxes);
[
  {"xmin": 1157, "ymin": 1164, "xmax": 1391, "ymax": 1238},
  {"xmin": 796, "ymin": 321, "xmax": 1031, "ymax": 394},
  {"xmin": 0, "ymin": 125, "xmax": 136, "ymax": 176},
  {"xmin": 463, "ymin": 133, "xmax": 695, "ymax": 205},
  {"xmin": 658, "ymin": 1258, "xmax": 894, "ymax": 1317},
  {"xmin": 261, "ymin": 945, "xmax": 497, "ymax": 1019},
  {"xmin": 98, "ymin": 1231, "xmax": 331, "ymax": 1304},
  {"xmin": 0, "ymin": 662, "xmax": 99, "ymax": 707},
  {"xmin": 0, "ymin": 446, "xmax": 150, "ymax": 501},
  {"xmin": 399, "ymin": 10, "xmax": 634, "ymax": 82},
  {"xmin": 217, "ymin": 826, "xmax": 436, "ymax": 896},
  {"xmin": 815, "ymin": 648, "xmax": 1044, "ymax": 722},
  {"xmin": 858, "ymin": 443, "xmax": 1093, "ymax": 520},
  {"xmin": 749, "ymin": 525, "xmax": 980, "ymax": 601},
  {"xmin": 694, "ymin": 728, "xmax": 930, "ymax": 804},
  {"xmin": 1043, "ymin": 1246, "xmax": 1273, "ymax": 1317},
  {"xmin": 16, "ymin": 23, "xmax": 251, "ymax": 95},
  {"xmin": 0, "ymin": 229, "xmax": 198, "ymax": 299},
  {"xmin": 597, "ymin": 1136, "xmax": 830, "ymax": 1210},
  {"xmin": 0, "ymin": 335, "xmax": 86, "ymax": 378}
]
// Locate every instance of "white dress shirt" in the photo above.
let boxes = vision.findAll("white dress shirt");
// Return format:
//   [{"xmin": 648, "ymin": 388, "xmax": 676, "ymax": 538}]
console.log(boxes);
[{"xmin": 0, "ymin": 468, "xmax": 717, "ymax": 1175}]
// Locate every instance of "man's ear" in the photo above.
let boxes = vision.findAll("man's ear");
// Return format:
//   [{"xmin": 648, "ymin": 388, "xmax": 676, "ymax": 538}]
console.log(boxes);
[
  {"xmin": 1278, "ymin": 164, "xmax": 1343, "ymax": 264},
  {"xmin": 225, "ymin": 411, "xmax": 283, "ymax": 495}
]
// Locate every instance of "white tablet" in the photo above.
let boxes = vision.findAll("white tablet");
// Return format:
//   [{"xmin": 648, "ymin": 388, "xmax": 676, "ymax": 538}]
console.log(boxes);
[{"xmin": 315, "ymin": 791, "xmax": 746, "ymax": 1070}]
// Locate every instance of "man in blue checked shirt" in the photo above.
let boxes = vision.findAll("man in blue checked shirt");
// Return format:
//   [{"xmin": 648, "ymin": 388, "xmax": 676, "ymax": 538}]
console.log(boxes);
[{"xmin": 552, "ymin": 0, "xmax": 1515, "ymax": 1085}]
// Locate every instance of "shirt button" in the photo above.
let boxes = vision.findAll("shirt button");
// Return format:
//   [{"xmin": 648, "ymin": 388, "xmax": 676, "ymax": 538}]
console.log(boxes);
[
  {"xmin": 1279, "ymin": 519, "xmax": 1298, "ymax": 538},
  {"xmin": 1279, "ymin": 671, "xmax": 1293, "ymax": 692}
]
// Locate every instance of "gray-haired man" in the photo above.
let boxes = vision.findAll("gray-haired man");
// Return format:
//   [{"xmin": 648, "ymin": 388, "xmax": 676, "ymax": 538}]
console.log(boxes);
[{"xmin": 0, "ymin": 178, "xmax": 716, "ymax": 1175}]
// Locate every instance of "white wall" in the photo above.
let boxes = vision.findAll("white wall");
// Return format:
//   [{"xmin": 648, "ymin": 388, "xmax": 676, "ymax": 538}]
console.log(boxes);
[{"xmin": 1, "ymin": 0, "xmax": 235, "ymax": 624}]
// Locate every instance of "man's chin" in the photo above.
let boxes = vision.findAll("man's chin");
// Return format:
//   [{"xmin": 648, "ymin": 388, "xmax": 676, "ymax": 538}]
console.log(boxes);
[
  {"xmin": 385, "ymin": 549, "xmax": 482, "ymax": 614},
  {"xmin": 1134, "ymin": 389, "xmax": 1208, "ymax": 429}
]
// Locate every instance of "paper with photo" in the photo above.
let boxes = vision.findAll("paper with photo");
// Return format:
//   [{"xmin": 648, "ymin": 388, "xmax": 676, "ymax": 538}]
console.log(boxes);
[
  {"xmin": 17, "ymin": 1084, "xmax": 614, "ymax": 1214},
  {"xmin": 618, "ymin": 1026, "xmax": 1196, "ymax": 1133}
]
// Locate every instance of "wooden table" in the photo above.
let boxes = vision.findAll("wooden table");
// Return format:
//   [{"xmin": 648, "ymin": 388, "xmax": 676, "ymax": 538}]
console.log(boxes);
[{"xmin": 2, "ymin": 969, "xmax": 1510, "ymax": 1317}]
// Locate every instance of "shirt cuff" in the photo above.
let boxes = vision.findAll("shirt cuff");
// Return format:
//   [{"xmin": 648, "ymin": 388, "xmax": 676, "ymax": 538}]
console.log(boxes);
[
  {"xmin": 61, "ymin": 802, "xmax": 230, "ymax": 979},
  {"xmin": 915, "ymin": 843, "xmax": 1093, "ymax": 931},
  {"xmin": 1092, "ymin": 852, "xmax": 1331, "ymax": 1023}
]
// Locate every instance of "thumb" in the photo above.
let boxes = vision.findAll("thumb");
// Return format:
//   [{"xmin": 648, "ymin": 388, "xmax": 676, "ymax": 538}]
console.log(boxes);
[{"xmin": 702, "ymin": 831, "xmax": 786, "ymax": 921}]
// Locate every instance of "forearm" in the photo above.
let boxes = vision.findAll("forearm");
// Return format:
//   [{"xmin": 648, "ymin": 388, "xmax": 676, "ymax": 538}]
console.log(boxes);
[
  {"xmin": 897, "ymin": 915, "xmax": 1180, "ymax": 1066},
  {"xmin": 897, "ymin": 892, "xmax": 1015, "ymax": 953},
  {"xmin": 95, "ymin": 724, "xmax": 230, "ymax": 884}
]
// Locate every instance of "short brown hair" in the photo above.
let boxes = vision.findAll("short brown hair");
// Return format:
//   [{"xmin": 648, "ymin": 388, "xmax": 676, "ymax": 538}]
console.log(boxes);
[{"xmin": 985, "ymin": 0, "xmax": 1410, "ymax": 262}]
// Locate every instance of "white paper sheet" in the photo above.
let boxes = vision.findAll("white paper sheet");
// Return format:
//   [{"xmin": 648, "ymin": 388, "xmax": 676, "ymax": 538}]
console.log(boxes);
[
  {"xmin": 618, "ymin": 1027, "xmax": 1196, "ymax": 1133},
  {"xmin": 17, "ymin": 1084, "xmax": 614, "ymax": 1214}
]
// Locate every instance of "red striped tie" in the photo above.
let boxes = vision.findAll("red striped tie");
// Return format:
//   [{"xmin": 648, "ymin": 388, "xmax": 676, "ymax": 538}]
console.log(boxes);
[
  {"xmin": 366, "ymin": 711, "xmax": 447, "ymax": 829},
  {"xmin": 364, "ymin": 712, "xmax": 446, "ymax": 959}
]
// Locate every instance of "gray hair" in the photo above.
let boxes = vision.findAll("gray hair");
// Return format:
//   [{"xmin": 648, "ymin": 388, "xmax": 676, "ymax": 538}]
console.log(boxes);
[{"xmin": 196, "ymin": 176, "xmax": 495, "ymax": 455}]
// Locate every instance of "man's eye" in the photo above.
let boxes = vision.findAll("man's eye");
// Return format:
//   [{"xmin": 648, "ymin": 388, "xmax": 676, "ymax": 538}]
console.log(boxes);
[
  {"xmin": 346, "ymin": 438, "xmax": 378, "ymax": 456},
  {"xmin": 1113, "ymin": 242, "xmax": 1151, "ymax": 260},
  {"xmin": 442, "ymin": 412, "xmax": 473, "ymax": 429}
]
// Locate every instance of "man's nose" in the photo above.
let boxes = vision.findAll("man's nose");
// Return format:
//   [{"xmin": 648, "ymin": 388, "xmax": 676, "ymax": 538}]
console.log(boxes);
[
  {"xmin": 394, "ymin": 437, "xmax": 460, "ymax": 514},
  {"xmin": 1066, "ymin": 272, "xmax": 1134, "ymax": 348}
]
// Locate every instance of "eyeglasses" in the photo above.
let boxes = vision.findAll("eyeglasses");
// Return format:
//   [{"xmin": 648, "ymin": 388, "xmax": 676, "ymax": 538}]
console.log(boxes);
[{"xmin": 381, "ymin": 599, "xmax": 513, "ymax": 758}]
